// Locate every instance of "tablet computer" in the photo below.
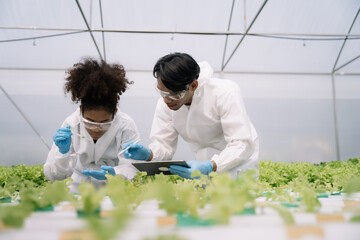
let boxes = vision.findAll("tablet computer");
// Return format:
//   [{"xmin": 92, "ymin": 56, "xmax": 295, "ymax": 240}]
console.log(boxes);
[{"xmin": 131, "ymin": 160, "xmax": 190, "ymax": 176}]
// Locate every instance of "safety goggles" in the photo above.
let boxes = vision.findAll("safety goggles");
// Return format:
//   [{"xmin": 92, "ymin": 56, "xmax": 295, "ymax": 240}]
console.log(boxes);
[
  {"xmin": 155, "ymin": 83, "xmax": 189, "ymax": 100},
  {"xmin": 81, "ymin": 115, "xmax": 114, "ymax": 131}
]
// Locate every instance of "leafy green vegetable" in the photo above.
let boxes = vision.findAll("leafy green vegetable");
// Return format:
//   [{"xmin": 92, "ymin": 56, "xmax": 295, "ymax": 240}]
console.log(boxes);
[
  {"xmin": 350, "ymin": 215, "xmax": 360, "ymax": 222},
  {"xmin": 75, "ymin": 182, "xmax": 106, "ymax": 216},
  {"xmin": 0, "ymin": 204, "xmax": 31, "ymax": 228},
  {"xmin": 268, "ymin": 204, "xmax": 295, "ymax": 225},
  {"xmin": 0, "ymin": 164, "xmax": 48, "ymax": 190},
  {"xmin": 0, "ymin": 157, "xmax": 359, "ymax": 233},
  {"xmin": 343, "ymin": 176, "xmax": 360, "ymax": 195}
]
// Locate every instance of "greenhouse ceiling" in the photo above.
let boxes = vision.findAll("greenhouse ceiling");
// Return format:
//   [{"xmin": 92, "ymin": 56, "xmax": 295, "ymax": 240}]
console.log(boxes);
[{"xmin": 0, "ymin": 0, "xmax": 360, "ymax": 74}]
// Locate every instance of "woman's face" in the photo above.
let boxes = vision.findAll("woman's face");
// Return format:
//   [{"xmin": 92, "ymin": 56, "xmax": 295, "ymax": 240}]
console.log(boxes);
[{"xmin": 82, "ymin": 108, "xmax": 114, "ymax": 140}]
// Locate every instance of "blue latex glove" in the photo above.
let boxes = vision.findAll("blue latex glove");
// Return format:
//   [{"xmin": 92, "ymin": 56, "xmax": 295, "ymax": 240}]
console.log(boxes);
[
  {"xmin": 53, "ymin": 126, "xmax": 72, "ymax": 154},
  {"xmin": 82, "ymin": 166, "xmax": 115, "ymax": 180},
  {"xmin": 122, "ymin": 141, "xmax": 151, "ymax": 161},
  {"xmin": 169, "ymin": 160, "xmax": 213, "ymax": 179}
]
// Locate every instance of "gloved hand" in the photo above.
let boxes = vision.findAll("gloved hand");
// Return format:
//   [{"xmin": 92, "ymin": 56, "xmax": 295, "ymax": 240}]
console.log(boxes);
[
  {"xmin": 82, "ymin": 166, "xmax": 115, "ymax": 180},
  {"xmin": 53, "ymin": 126, "xmax": 72, "ymax": 154},
  {"xmin": 169, "ymin": 160, "xmax": 213, "ymax": 179},
  {"xmin": 122, "ymin": 141, "xmax": 151, "ymax": 161}
]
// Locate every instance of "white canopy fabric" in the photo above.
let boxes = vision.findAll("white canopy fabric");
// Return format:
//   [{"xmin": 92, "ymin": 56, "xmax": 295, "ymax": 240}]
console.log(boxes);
[{"xmin": 0, "ymin": 0, "xmax": 359, "ymax": 166}]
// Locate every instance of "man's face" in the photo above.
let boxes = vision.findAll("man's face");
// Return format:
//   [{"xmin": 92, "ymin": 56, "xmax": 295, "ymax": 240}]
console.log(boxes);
[{"xmin": 156, "ymin": 79, "xmax": 197, "ymax": 111}]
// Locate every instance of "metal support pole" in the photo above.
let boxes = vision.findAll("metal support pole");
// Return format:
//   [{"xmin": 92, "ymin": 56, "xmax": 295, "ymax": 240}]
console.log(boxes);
[
  {"xmin": 332, "ymin": 7, "xmax": 360, "ymax": 73},
  {"xmin": 1, "ymin": 26, "xmax": 360, "ymax": 38},
  {"xmin": 222, "ymin": 0, "xmax": 268, "ymax": 71},
  {"xmin": 75, "ymin": 0, "xmax": 103, "ymax": 60},
  {"xmin": 243, "ymin": 0, "xmax": 247, "ymax": 31},
  {"xmin": 0, "ymin": 30, "xmax": 87, "ymax": 43},
  {"xmin": 0, "ymin": 84, "xmax": 51, "ymax": 150},
  {"xmin": 99, "ymin": 0, "xmax": 107, "ymax": 61},
  {"xmin": 334, "ymin": 54, "xmax": 360, "ymax": 73},
  {"xmin": 330, "ymin": 74, "xmax": 341, "ymax": 161},
  {"xmin": 89, "ymin": 0, "xmax": 93, "ymax": 28},
  {"xmin": 221, "ymin": 0, "xmax": 236, "ymax": 76}
]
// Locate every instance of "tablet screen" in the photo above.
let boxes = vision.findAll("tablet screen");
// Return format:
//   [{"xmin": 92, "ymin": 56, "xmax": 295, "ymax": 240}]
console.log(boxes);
[{"xmin": 131, "ymin": 160, "xmax": 189, "ymax": 176}]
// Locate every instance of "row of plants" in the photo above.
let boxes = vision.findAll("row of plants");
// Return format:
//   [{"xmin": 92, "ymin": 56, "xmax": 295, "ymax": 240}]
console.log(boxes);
[
  {"xmin": 1, "ymin": 158, "xmax": 360, "ymax": 240},
  {"xmin": 259, "ymin": 158, "xmax": 360, "ymax": 191}
]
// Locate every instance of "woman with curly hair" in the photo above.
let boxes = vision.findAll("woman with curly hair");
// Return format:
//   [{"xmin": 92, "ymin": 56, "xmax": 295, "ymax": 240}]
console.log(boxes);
[{"xmin": 44, "ymin": 57, "xmax": 140, "ymax": 192}]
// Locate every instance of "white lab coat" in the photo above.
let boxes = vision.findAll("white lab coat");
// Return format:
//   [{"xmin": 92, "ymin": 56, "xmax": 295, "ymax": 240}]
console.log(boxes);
[
  {"xmin": 149, "ymin": 62, "xmax": 259, "ymax": 179},
  {"xmin": 44, "ymin": 108, "xmax": 140, "ymax": 192}
]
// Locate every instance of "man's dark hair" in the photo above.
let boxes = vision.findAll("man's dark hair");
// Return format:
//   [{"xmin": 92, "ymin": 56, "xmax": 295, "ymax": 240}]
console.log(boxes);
[
  {"xmin": 64, "ymin": 57, "xmax": 133, "ymax": 115},
  {"xmin": 153, "ymin": 52, "xmax": 200, "ymax": 92}
]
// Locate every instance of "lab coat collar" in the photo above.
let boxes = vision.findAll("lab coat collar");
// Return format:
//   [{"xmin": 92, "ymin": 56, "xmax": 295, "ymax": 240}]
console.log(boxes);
[
  {"xmin": 93, "ymin": 113, "xmax": 121, "ymax": 163},
  {"xmin": 198, "ymin": 61, "xmax": 213, "ymax": 80},
  {"xmin": 72, "ymin": 107, "xmax": 121, "ymax": 164},
  {"xmin": 194, "ymin": 61, "xmax": 213, "ymax": 99}
]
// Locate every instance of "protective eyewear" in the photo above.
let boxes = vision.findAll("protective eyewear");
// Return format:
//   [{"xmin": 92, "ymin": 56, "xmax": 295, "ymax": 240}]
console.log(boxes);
[
  {"xmin": 155, "ymin": 83, "xmax": 189, "ymax": 100},
  {"xmin": 81, "ymin": 115, "xmax": 114, "ymax": 131}
]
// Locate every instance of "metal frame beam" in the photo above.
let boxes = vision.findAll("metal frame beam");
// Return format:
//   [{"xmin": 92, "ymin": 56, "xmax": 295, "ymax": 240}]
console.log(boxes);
[
  {"xmin": 75, "ymin": 0, "xmax": 103, "ymax": 60},
  {"xmin": 331, "ymin": 74, "xmax": 341, "ymax": 161},
  {"xmin": 0, "ymin": 30, "xmax": 87, "ymax": 43},
  {"xmin": 3, "ymin": 67, "xmax": 360, "ymax": 76},
  {"xmin": 221, "ymin": 0, "xmax": 268, "ymax": 71},
  {"xmin": 221, "ymin": 0, "xmax": 236, "ymax": 74},
  {"xmin": 0, "ymin": 84, "xmax": 51, "ymax": 150},
  {"xmin": 334, "ymin": 54, "xmax": 360, "ymax": 73},
  {"xmin": 98, "ymin": 0, "xmax": 107, "ymax": 61},
  {"xmin": 2, "ymin": 26, "xmax": 360, "ymax": 38},
  {"xmin": 329, "ymin": 6, "xmax": 360, "ymax": 161},
  {"xmin": 332, "ymin": 7, "xmax": 360, "ymax": 73}
]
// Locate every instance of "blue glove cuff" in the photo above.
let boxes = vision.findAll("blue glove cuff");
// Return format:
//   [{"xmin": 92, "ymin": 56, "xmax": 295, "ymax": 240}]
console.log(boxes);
[
  {"xmin": 205, "ymin": 160, "xmax": 213, "ymax": 175},
  {"xmin": 143, "ymin": 148, "xmax": 151, "ymax": 161},
  {"xmin": 59, "ymin": 148, "xmax": 70, "ymax": 154}
]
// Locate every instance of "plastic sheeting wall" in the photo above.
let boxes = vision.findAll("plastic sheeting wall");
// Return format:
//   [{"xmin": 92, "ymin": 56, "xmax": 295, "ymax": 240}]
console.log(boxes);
[
  {"xmin": 1, "ymin": 69, "xmax": 359, "ymax": 166},
  {"xmin": 1, "ymin": 0, "xmax": 360, "ymax": 166}
]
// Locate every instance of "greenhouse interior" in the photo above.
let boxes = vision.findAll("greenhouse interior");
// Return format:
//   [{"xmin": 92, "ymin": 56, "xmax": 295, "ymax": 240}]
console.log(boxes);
[{"xmin": 1, "ymin": 0, "xmax": 360, "ymax": 240}]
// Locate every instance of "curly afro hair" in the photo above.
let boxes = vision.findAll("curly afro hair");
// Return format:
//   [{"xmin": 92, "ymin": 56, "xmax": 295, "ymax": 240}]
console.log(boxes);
[{"xmin": 64, "ymin": 57, "xmax": 133, "ymax": 114}]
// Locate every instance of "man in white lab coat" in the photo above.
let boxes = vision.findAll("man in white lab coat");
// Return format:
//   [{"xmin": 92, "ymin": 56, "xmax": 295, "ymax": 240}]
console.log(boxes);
[{"xmin": 123, "ymin": 53, "xmax": 259, "ymax": 179}]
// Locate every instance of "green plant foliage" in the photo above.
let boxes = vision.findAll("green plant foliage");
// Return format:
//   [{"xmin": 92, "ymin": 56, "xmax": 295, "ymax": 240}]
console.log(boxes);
[
  {"xmin": 0, "ymin": 157, "xmax": 359, "ymax": 234},
  {"xmin": 86, "ymin": 203, "xmax": 132, "ymax": 240},
  {"xmin": 0, "ymin": 204, "xmax": 32, "ymax": 228},
  {"xmin": 203, "ymin": 170, "xmax": 262, "ymax": 224},
  {"xmin": 343, "ymin": 176, "xmax": 360, "ymax": 195},
  {"xmin": 19, "ymin": 178, "xmax": 73, "ymax": 210},
  {"xmin": 75, "ymin": 182, "xmax": 106, "ymax": 216},
  {"xmin": 0, "ymin": 164, "xmax": 48, "ymax": 190},
  {"xmin": 84, "ymin": 174, "xmax": 139, "ymax": 240},
  {"xmin": 350, "ymin": 215, "xmax": 360, "ymax": 222},
  {"xmin": 259, "ymin": 158, "xmax": 360, "ymax": 191},
  {"xmin": 268, "ymin": 204, "xmax": 295, "ymax": 225},
  {"xmin": 143, "ymin": 173, "xmax": 179, "ymax": 215}
]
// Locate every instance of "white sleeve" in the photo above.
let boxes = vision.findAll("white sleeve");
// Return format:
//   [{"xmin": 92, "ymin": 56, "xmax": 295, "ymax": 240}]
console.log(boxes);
[
  {"xmin": 211, "ymin": 85, "xmax": 258, "ymax": 173},
  {"xmin": 113, "ymin": 163, "xmax": 138, "ymax": 181},
  {"xmin": 44, "ymin": 142, "xmax": 75, "ymax": 182},
  {"xmin": 148, "ymin": 98, "xmax": 179, "ymax": 161},
  {"xmin": 43, "ymin": 120, "xmax": 76, "ymax": 182},
  {"xmin": 114, "ymin": 114, "xmax": 141, "ymax": 180},
  {"xmin": 119, "ymin": 116, "xmax": 141, "ymax": 145}
]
